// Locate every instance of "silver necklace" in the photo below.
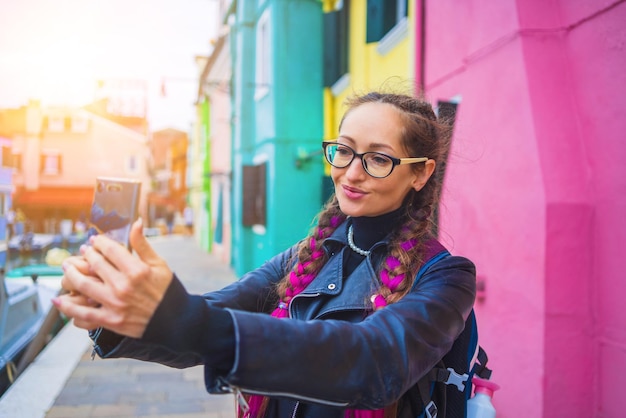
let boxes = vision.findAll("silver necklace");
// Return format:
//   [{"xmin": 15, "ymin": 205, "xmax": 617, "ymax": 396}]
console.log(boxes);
[{"xmin": 347, "ymin": 225, "xmax": 370, "ymax": 257}]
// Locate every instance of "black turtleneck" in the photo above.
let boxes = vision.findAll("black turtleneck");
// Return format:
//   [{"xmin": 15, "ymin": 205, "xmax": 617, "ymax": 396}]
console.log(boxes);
[{"xmin": 344, "ymin": 206, "xmax": 405, "ymax": 275}]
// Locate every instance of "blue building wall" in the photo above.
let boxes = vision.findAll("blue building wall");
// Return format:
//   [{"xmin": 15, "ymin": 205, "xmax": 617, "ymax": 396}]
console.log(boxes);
[{"xmin": 230, "ymin": 0, "xmax": 324, "ymax": 276}]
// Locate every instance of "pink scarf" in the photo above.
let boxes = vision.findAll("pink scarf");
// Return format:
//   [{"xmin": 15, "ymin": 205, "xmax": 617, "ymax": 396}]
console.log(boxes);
[{"xmin": 346, "ymin": 409, "xmax": 385, "ymax": 418}]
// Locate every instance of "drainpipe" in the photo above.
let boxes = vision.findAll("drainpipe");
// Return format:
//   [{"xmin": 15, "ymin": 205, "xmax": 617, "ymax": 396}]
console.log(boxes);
[{"xmin": 416, "ymin": 0, "xmax": 426, "ymax": 95}]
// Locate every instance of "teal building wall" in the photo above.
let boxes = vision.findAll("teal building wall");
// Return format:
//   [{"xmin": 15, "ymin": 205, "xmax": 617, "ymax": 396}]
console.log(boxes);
[{"xmin": 230, "ymin": 0, "xmax": 324, "ymax": 276}]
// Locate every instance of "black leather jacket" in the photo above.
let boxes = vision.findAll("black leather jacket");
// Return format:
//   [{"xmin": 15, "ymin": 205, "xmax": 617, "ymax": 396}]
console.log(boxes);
[{"xmin": 92, "ymin": 221, "xmax": 476, "ymax": 417}]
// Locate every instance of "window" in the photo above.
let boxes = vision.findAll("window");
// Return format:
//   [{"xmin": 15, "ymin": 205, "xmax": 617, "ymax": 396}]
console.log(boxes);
[
  {"xmin": 242, "ymin": 163, "xmax": 266, "ymax": 226},
  {"xmin": 255, "ymin": 9, "xmax": 271, "ymax": 100},
  {"xmin": 126, "ymin": 155, "xmax": 139, "ymax": 174},
  {"xmin": 41, "ymin": 151, "xmax": 62, "ymax": 175},
  {"xmin": 47, "ymin": 115, "xmax": 65, "ymax": 132},
  {"xmin": 366, "ymin": 0, "xmax": 408, "ymax": 43},
  {"xmin": 324, "ymin": 0, "xmax": 350, "ymax": 88},
  {"xmin": 1, "ymin": 146, "xmax": 13, "ymax": 169},
  {"xmin": 10, "ymin": 152, "xmax": 21, "ymax": 171},
  {"xmin": 71, "ymin": 114, "xmax": 90, "ymax": 133},
  {"xmin": 174, "ymin": 171, "xmax": 182, "ymax": 191}
]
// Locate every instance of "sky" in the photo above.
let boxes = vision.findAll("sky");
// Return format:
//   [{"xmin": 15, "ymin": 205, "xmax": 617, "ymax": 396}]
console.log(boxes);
[{"xmin": 0, "ymin": 0, "xmax": 219, "ymax": 132}]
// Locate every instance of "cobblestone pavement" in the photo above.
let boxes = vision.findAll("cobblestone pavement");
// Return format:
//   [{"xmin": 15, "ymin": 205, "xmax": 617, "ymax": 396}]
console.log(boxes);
[{"xmin": 45, "ymin": 235, "xmax": 238, "ymax": 418}]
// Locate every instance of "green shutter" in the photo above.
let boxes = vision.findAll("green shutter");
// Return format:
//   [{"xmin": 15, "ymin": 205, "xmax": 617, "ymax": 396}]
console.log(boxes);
[
  {"xmin": 323, "ymin": 11, "xmax": 340, "ymax": 86},
  {"xmin": 366, "ymin": 0, "xmax": 385, "ymax": 43}
]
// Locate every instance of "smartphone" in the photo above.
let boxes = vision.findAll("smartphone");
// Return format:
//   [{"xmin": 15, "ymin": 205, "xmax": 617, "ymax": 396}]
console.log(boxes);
[{"xmin": 89, "ymin": 177, "xmax": 141, "ymax": 249}]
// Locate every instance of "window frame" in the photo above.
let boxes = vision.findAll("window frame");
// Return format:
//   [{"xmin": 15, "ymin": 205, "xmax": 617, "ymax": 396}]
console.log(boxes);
[
  {"xmin": 40, "ymin": 150, "xmax": 62, "ymax": 175},
  {"xmin": 255, "ymin": 8, "xmax": 271, "ymax": 101},
  {"xmin": 366, "ymin": 0, "xmax": 408, "ymax": 45}
]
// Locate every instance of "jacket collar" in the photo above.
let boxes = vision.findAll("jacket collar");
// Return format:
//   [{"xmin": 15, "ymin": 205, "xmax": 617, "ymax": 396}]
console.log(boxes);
[
  {"xmin": 323, "ymin": 219, "xmax": 390, "ymax": 259},
  {"xmin": 299, "ymin": 220, "xmax": 389, "ymax": 298}
]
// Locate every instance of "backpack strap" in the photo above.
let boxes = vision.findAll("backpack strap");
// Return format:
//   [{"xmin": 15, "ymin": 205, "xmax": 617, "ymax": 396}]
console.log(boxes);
[
  {"xmin": 417, "ymin": 377, "xmax": 440, "ymax": 418},
  {"xmin": 412, "ymin": 238, "xmax": 450, "ymax": 288},
  {"xmin": 424, "ymin": 345, "xmax": 492, "ymax": 389},
  {"xmin": 472, "ymin": 346, "xmax": 492, "ymax": 380}
]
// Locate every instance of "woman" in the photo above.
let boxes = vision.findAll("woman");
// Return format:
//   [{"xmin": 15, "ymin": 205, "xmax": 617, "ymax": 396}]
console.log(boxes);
[{"xmin": 53, "ymin": 92, "xmax": 476, "ymax": 418}]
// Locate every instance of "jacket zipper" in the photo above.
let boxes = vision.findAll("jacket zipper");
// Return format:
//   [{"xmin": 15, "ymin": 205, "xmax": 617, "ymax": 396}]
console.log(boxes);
[
  {"xmin": 291, "ymin": 401, "xmax": 299, "ymax": 418},
  {"xmin": 288, "ymin": 292, "xmax": 320, "ymax": 318},
  {"xmin": 234, "ymin": 387, "xmax": 249, "ymax": 415}
]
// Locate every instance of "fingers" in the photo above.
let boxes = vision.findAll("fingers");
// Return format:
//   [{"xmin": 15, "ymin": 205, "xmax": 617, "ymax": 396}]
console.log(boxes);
[
  {"xmin": 85, "ymin": 233, "xmax": 135, "ymax": 284},
  {"xmin": 72, "ymin": 318, "xmax": 101, "ymax": 331},
  {"xmin": 53, "ymin": 294, "xmax": 112, "ymax": 332},
  {"xmin": 61, "ymin": 262, "xmax": 108, "ymax": 306},
  {"xmin": 61, "ymin": 255, "xmax": 99, "ymax": 294},
  {"xmin": 63, "ymin": 255, "xmax": 90, "ymax": 274},
  {"xmin": 53, "ymin": 291, "xmax": 103, "ymax": 331},
  {"xmin": 56, "ymin": 219, "xmax": 174, "ymax": 339},
  {"xmin": 53, "ymin": 292, "xmax": 144, "ymax": 338},
  {"xmin": 129, "ymin": 218, "xmax": 163, "ymax": 266},
  {"xmin": 63, "ymin": 290, "xmax": 101, "ymax": 308}
]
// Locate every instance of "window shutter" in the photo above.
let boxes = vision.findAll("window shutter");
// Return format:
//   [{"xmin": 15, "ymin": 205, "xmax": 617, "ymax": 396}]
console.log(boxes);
[
  {"xmin": 323, "ymin": 2, "xmax": 350, "ymax": 86},
  {"xmin": 242, "ymin": 163, "xmax": 267, "ymax": 226},
  {"xmin": 13, "ymin": 153, "xmax": 21, "ymax": 171},
  {"xmin": 323, "ymin": 11, "xmax": 340, "ymax": 86},
  {"xmin": 1, "ymin": 146, "xmax": 11, "ymax": 168},
  {"xmin": 366, "ymin": 0, "xmax": 385, "ymax": 43},
  {"xmin": 366, "ymin": 0, "xmax": 407, "ymax": 43},
  {"xmin": 338, "ymin": 2, "xmax": 349, "ymax": 78}
]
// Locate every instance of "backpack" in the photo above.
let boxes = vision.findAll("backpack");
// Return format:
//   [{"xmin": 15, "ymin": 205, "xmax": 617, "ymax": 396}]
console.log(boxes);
[{"xmin": 414, "ymin": 240, "xmax": 493, "ymax": 418}]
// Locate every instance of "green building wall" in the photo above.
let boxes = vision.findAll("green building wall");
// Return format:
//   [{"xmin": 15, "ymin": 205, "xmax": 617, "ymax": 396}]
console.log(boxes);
[{"xmin": 200, "ymin": 99, "xmax": 212, "ymax": 252}]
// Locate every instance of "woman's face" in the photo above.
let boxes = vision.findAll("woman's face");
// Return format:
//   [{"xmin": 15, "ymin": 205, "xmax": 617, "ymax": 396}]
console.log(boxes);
[{"xmin": 332, "ymin": 102, "xmax": 434, "ymax": 218}]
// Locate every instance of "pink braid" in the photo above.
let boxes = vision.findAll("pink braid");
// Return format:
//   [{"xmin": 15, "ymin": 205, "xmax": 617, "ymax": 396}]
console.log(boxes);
[
  {"xmin": 370, "ymin": 254, "xmax": 404, "ymax": 310},
  {"xmin": 245, "ymin": 397, "xmax": 265, "ymax": 418},
  {"xmin": 400, "ymin": 238, "xmax": 417, "ymax": 252}
]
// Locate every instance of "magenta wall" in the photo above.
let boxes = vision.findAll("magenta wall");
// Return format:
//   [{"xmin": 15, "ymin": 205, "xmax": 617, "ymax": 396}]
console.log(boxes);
[{"xmin": 418, "ymin": 0, "xmax": 626, "ymax": 416}]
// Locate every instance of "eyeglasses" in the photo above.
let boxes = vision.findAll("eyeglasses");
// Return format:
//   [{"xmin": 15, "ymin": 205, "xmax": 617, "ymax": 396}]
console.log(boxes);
[{"xmin": 322, "ymin": 141, "xmax": 428, "ymax": 179}]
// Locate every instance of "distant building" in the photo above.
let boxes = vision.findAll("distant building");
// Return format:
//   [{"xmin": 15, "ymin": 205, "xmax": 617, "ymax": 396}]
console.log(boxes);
[
  {"xmin": 0, "ymin": 135, "xmax": 14, "ymax": 243},
  {"xmin": 195, "ymin": 3, "xmax": 232, "ymax": 262},
  {"xmin": 147, "ymin": 128, "xmax": 189, "ymax": 231},
  {"xmin": 0, "ymin": 100, "xmax": 150, "ymax": 234}
]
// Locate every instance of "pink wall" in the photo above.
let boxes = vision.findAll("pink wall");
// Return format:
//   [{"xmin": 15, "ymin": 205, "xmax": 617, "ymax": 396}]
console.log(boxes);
[
  {"xmin": 549, "ymin": 3, "xmax": 626, "ymax": 416},
  {"xmin": 419, "ymin": 0, "xmax": 626, "ymax": 416}
]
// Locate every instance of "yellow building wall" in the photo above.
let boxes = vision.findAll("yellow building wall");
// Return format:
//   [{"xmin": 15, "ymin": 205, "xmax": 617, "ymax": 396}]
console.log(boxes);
[{"xmin": 324, "ymin": 0, "xmax": 415, "ymax": 143}]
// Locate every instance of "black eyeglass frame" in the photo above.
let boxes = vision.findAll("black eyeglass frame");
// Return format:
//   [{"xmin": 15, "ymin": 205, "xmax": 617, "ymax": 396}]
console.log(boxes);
[{"xmin": 321, "ymin": 140, "xmax": 429, "ymax": 179}]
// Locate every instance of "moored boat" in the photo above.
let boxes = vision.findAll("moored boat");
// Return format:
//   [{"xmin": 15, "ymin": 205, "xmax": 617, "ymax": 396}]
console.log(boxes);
[{"xmin": 0, "ymin": 232, "xmax": 87, "ymax": 396}]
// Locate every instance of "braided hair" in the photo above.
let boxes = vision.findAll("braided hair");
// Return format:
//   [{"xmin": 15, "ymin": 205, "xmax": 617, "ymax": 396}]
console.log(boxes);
[{"xmin": 242, "ymin": 92, "xmax": 448, "ymax": 418}]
